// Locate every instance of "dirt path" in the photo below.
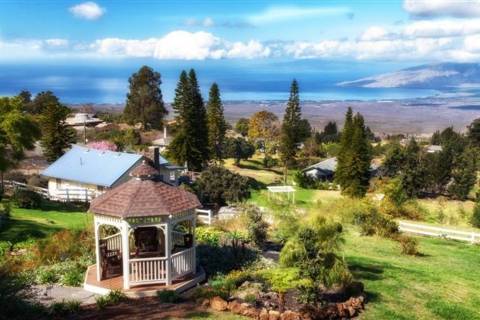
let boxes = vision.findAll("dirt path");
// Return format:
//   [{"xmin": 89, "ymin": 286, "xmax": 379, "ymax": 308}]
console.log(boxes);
[{"xmin": 75, "ymin": 298, "xmax": 244, "ymax": 320}]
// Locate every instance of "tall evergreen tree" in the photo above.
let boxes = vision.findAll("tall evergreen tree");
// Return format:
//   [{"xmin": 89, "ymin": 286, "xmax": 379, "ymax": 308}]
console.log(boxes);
[
  {"xmin": 468, "ymin": 118, "xmax": 480, "ymax": 147},
  {"xmin": 39, "ymin": 96, "xmax": 76, "ymax": 162},
  {"xmin": 448, "ymin": 147, "xmax": 477, "ymax": 200},
  {"xmin": 124, "ymin": 65, "xmax": 167, "ymax": 130},
  {"xmin": 400, "ymin": 138, "xmax": 425, "ymax": 198},
  {"xmin": 168, "ymin": 69, "xmax": 209, "ymax": 171},
  {"xmin": 336, "ymin": 108, "xmax": 372, "ymax": 198},
  {"xmin": 206, "ymin": 83, "xmax": 227, "ymax": 163},
  {"xmin": 335, "ymin": 108, "xmax": 354, "ymax": 190},
  {"xmin": 279, "ymin": 80, "xmax": 304, "ymax": 178}
]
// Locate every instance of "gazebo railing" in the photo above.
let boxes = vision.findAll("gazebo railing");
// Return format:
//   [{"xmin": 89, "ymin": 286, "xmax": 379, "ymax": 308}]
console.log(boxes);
[
  {"xmin": 171, "ymin": 247, "xmax": 195, "ymax": 278},
  {"xmin": 129, "ymin": 257, "xmax": 167, "ymax": 284},
  {"xmin": 103, "ymin": 233, "xmax": 122, "ymax": 251}
]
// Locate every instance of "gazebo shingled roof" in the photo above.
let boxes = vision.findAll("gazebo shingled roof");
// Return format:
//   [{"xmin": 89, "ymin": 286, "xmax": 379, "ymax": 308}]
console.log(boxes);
[
  {"xmin": 90, "ymin": 163, "xmax": 200, "ymax": 218},
  {"xmin": 129, "ymin": 160, "xmax": 159, "ymax": 178}
]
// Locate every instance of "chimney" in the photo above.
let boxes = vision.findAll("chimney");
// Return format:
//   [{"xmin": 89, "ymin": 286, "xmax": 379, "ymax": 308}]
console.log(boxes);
[{"xmin": 153, "ymin": 147, "xmax": 160, "ymax": 168}]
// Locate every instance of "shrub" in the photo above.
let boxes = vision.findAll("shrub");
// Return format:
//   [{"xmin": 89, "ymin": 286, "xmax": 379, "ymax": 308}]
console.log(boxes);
[
  {"xmin": 262, "ymin": 155, "xmax": 278, "ymax": 168},
  {"xmin": 396, "ymin": 235, "xmax": 419, "ymax": 255},
  {"xmin": 353, "ymin": 207, "xmax": 398, "ymax": 238},
  {"xmin": 12, "ymin": 189, "xmax": 42, "ymax": 209},
  {"xmin": 244, "ymin": 206, "xmax": 268, "ymax": 248},
  {"xmin": 294, "ymin": 171, "xmax": 317, "ymax": 189},
  {"xmin": 196, "ymin": 226, "xmax": 224, "ymax": 247},
  {"xmin": 195, "ymin": 166, "xmax": 250, "ymax": 206},
  {"xmin": 280, "ymin": 216, "xmax": 351, "ymax": 301},
  {"xmin": 4, "ymin": 171, "xmax": 27, "ymax": 183},
  {"xmin": 156, "ymin": 290, "xmax": 182, "ymax": 303},
  {"xmin": 49, "ymin": 299, "xmax": 81, "ymax": 316},
  {"xmin": 95, "ymin": 290, "xmax": 127, "ymax": 310},
  {"xmin": 471, "ymin": 202, "xmax": 480, "ymax": 228}
]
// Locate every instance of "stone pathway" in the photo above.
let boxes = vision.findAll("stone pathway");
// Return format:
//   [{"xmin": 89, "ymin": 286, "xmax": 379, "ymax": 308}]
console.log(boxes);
[{"xmin": 32, "ymin": 285, "xmax": 99, "ymax": 305}]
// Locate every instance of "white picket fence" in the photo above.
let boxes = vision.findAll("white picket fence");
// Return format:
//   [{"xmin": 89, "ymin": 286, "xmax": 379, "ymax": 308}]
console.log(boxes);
[
  {"xmin": 196, "ymin": 209, "xmax": 213, "ymax": 225},
  {"xmin": 49, "ymin": 188, "xmax": 100, "ymax": 202},
  {"xmin": 399, "ymin": 221, "xmax": 480, "ymax": 244},
  {"xmin": 4, "ymin": 180, "xmax": 49, "ymax": 198}
]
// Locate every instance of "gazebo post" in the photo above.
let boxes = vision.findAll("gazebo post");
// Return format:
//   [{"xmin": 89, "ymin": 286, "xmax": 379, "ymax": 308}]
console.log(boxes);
[
  {"xmin": 121, "ymin": 220, "xmax": 130, "ymax": 290},
  {"xmin": 94, "ymin": 217, "xmax": 101, "ymax": 281},
  {"xmin": 165, "ymin": 219, "xmax": 172, "ymax": 286},
  {"xmin": 192, "ymin": 214, "xmax": 197, "ymax": 274}
]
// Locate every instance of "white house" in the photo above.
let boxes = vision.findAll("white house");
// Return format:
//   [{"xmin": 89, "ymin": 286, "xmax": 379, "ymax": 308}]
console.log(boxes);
[{"xmin": 42, "ymin": 145, "xmax": 184, "ymax": 202}]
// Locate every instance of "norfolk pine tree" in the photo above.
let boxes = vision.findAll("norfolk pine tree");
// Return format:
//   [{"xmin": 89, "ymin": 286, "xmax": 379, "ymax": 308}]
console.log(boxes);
[
  {"xmin": 206, "ymin": 83, "xmax": 227, "ymax": 164},
  {"xmin": 279, "ymin": 80, "xmax": 306, "ymax": 181},
  {"xmin": 124, "ymin": 66, "xmax": 167, "ymax": 130},
  {"xmin": 168, "ymin": 69, "xmax": 209, "ymax": 171},
  {"xmin": 39, "ymin": 97, "xmax": 76, "ymax": 162}
]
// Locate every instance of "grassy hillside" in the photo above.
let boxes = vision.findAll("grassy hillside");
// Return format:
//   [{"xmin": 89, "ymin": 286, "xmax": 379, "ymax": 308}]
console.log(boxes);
[
  {"xmin": 0, "ymin": 207, "xmax": 90, "ymax": 243},
  {"xmin": 345, "ymin": 230, "xmax": 480, "ymax": 319}
]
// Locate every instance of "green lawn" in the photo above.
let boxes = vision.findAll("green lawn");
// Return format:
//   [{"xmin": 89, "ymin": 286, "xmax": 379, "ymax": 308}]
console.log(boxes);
[
  {"xmin": 345, "ymin": 230, "xmax": 480, "ymax": 320},
  {"xmin": 0, "ymin": 207, "xmax": 90, "ymax": 243}
]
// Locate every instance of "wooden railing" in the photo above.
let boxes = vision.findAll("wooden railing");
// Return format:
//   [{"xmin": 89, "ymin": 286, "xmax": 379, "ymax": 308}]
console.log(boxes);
[
  {"xmin": 399, "ymin": 221, "xmax": 480, "ymax": 244},
  {"xmin": 129, "ymin": 257, "xmax": 167, "ymax": 284},
  {"xmin": 103, "ymin": 233, "xmax": 122, "ymax": 252},
  {"xmin": 171, "ymin": 247, "xmax": 195, "ymax": 279}
]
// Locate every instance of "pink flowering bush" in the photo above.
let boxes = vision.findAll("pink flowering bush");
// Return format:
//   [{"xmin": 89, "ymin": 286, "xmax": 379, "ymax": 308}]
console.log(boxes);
[{"xmin": 86, "ymin": 140, "xmax": 118, "ymax": 151}]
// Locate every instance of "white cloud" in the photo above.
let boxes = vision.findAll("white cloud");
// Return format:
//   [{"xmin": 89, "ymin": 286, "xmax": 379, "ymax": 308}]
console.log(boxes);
[
  {"xmin": 45, "ymin": 38, "xmax": 69, "ymax": 47},
  {"xmin": 249, "ymin": 6, "xmax": 351, "ymax": 24},
  {"xmin": 360, "ymin": 26, "xmax": 389, "ymax": 41},
  {"xmin": 403, "ymin": 19, "xmax": 480, "ymax": 38},
  {"xmin": 404, "ymin": 0, "xmax": 480, "ymax": 18},
  {"xmin": 226, "ymin": 40, "xmax": 271, "ymax": 59},
  {"xmin": 93, "ymin": 31, "xmax": 270, "ymax": 60},
  {"xmin": 69, "ymin": 2, "xmax": 105, "ymax": 20},
  {"xmin": 184, "ymin": 17, "xmax": 215, "ymax": 27}
]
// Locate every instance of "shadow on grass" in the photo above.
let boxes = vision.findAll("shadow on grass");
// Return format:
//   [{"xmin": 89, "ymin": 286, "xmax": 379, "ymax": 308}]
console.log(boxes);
[
  {"xmin": 349, "ymin": 262, "xmax": 384, "ymax": 281},
  {"xmin": 40, "ymin": 200, "xmax": 88, "ymax": 213},
  {"xmin": 237, "ymin": 162, "xmax": 283, "ymax": 176},
  {"xmin": 0, "ymin": 218, "xmax": 63, "ymax": 243}
]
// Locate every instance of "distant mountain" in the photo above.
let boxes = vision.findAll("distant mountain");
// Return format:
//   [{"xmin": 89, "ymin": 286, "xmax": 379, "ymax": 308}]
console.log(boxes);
[{"xmin": 338, "ymin": 63, "xmax": 480, "ymax": 89}]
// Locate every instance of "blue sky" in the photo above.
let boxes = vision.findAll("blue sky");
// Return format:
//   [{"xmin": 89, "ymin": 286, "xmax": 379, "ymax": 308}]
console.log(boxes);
[{"xmin": 1, "ymin": 0, "xmax": 480, "ymax": 63}]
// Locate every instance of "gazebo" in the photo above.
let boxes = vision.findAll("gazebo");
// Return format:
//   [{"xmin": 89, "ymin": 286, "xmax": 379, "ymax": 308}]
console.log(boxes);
[{"xmin": 84, "ymin": 162, "xmax": 204, "ymax": 295}]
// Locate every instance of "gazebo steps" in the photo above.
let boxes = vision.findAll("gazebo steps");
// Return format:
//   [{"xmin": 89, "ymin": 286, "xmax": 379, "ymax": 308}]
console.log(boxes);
[{"xmin": 83, "ymin": 265, "xmax": 206, "ymax": 298}]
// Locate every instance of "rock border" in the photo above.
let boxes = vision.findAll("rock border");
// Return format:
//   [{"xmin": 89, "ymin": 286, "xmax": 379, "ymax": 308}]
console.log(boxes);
[{"xmin": 207, "ymin": 294, "xmax": 366, "ymax": 320}]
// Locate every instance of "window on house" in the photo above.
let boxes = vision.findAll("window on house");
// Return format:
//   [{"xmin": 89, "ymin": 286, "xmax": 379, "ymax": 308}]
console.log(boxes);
[{"xmin": 169, "ymin": 171, "xmax": 176, "ymax": 181}]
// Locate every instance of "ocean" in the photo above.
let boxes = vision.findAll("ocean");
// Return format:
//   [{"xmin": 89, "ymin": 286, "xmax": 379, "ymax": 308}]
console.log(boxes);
[{"xmin": 0, "ymin": 59, "xmax": 439, "ymax": 104}]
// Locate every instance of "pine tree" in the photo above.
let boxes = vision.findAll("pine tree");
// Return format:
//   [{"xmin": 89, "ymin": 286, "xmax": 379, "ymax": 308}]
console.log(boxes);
[
  {"xmin": 39, "ymin": 98, "xmax": 76, "ymax": 162},
  {"xmin": 335, "ymin": 108, "xmax": 372, "ymax": 198},
  {"xmin": 279, "ymin": 80, "xmax": 305, "ymax": 179},
  {"xmin": 124, "ymin": 65, "xmax": 167, "ymax": 130},
  {"xmin": 448, "ymin": 147, "xmax": 477, "ymax": 200},
  {"xmin": 168, "ymin": 69, "xmax": 209, "ymax": 171},
  {"xmin": 188, "ymin": 69, "xmax": 209, "ymax": 168},
  {"xmin": 335, "ymin": 108, "xmax": 354, "ymax": 190},
  {"xmin": 206, "ymin": 83, "xmax": 227, "ymax": 163},
  {"xmin": 400, "ymin": 138, "xmax": 425, "ymax": 198}
]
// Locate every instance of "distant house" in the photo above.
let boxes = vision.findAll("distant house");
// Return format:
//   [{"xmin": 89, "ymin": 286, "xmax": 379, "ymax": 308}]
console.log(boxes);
[
  {"xmin": 42, "ymin": 145, "xmax": 184, "ymax": 202},
  {"xmin": 66, "ymin": 113, "xmax": 103, "ymax": 127},
  {"xmin": 426, "ymin": 145, "xmax": 443, "ymax": 153},
  {"xmin": 302, "ymin": 157, "xmax": 380, "ymax": 181}
]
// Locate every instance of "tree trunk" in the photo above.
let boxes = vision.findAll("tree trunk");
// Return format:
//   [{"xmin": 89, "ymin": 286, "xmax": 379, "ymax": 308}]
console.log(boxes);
[{"xmin": 278, "ymin": 292, "xmax": 286, "ymax": 312}]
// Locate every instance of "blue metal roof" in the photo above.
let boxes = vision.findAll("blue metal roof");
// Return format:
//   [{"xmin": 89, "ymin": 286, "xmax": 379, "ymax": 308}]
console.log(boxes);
[{"xmin": 42, "ymin": 145, "xmax": 143, "ymax": 187}]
